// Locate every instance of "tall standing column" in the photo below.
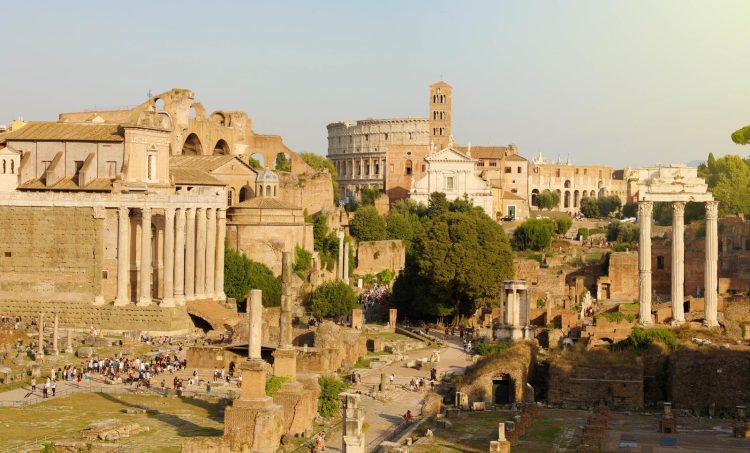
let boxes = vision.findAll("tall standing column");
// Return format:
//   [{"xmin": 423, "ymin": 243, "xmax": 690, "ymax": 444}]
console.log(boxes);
[
  {"xmin": 185, "ymin": 208, "xmax": 196, "ymax": 300},
  {"xmin": 337, "ymin": 230, "xmax": 345, "ymax": 280},
  {"xmin": 195, "ymin": 207, "xmax": 207, "ymax": 298},
  {"xmin": 174, "ymin": 208, "xmax": 186, "ymax": 306},
  {"xmin": 248, "ymin": 289, "xmax": 263, "ymax": 360},
  {"xmin": 114, "ymin": 207, "xmax": 130, "ymax": 306},
  {"xmin": 138, "ymin": 207, "xmax": 152, "ymax": 306},
  {"xmin": 205, "ymin": 208, "xmax": 216, "ymax": 297},
  {"xmin": 52, "ymin": 313, "xmax": 59, "ymax": 355},
  {"xmin": 214, "ymin": 209, "xmax": 227, "ymax": 301},
  {"xmin": 638, "ymin": 201, "xmax": 653, "ymax": 326},
  {"xmin": 704, "ymin": 201, "xmax": 719, "ymax": 327},
  {"xmin": 671, "ymin": 202, "xmax": 685, "ymax": 324},
  {"xmin": 162, "ymin": 208, "xmax": 176, "ymax": 307},
  {"xmin": 343, "ymin": 242, "xmax": 350, "ymax": 284},
  {"xmin": 37, "ymin": 313, "xmax": 44, "ymax": 360}
]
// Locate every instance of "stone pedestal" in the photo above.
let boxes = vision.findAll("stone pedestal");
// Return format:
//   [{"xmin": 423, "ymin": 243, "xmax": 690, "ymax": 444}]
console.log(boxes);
[
  {"xmin": 272, "ymin": 347, "xmax": 298, "ymax": 381},
  {"xmin": 388, "ymin": 309, "xmax": 397, "ymax": 329},
  {"xmin": 273, "ymin": 379, "xmax": 316, "ymax": 437},
  {"xmin": 341, "ymin": 393, "xmax": 366, "ymax": 453},
  {"xmin": 351, "ymin": 308, "xmax": 363, "ymax": 330}
]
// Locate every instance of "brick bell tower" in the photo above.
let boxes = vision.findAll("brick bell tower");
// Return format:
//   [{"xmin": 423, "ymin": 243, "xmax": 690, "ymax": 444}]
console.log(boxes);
[{"xmin": 428, "ymin": 81, "xmax": 452, "ymax": 151}]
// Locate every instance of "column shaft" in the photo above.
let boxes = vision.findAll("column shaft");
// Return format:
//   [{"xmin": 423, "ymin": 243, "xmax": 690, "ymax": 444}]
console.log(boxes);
[
  {"xmin": 185, "ymin": 208, "xmax": 196, "ymax": 300},
  {"xmin": 337, "ymin": 230, "xmax": 345, "ymax": 280},
  {"xmin": 205, "ymin": 208, "xmax": 216, "ymax": 297},
  {"xmin": 343, "ymin": 242, "xmax": 350, "ymax": 283},
  {"xmin": 214, "ymin": 209, "xmax": 227, "ymax": 301},
  {"xmin": 162, "ymin": 208, "xmax": 176, "ymax": 307},
  {"xmin": 114, "ymin": 207, "xmax": 130, "ymax": 306},
  {"xmin": 638, "ymin": 201, "xmax": 653, "ymax": 325},
  {"xmin": 174, "ymin": 208, "xmax": 186, "ymax": 306},
  {"xmin": 671, "ymin": 202, "xmax": 685, "ymax": 323},
  {"xmin": 138, "ymin": 207, "xmax": 152, "ymax": 306},
  {"xmin": 195, "ymin": 207, "xmax": 207, "ymax": 297},
  {"xmin": 704, "ymin": 201, "xmax": 719, "ymax": 327},
  {"xmin": 248, "ymin": 289, "xmax": 263, "ymax": 360}
]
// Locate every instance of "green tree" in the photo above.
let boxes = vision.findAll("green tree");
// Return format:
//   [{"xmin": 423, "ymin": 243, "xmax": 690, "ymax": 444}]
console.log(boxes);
[
  {"xmin": 293, "ymin": 245, "xmax": 312, "ymax": 279},
  {"xmin": 360, "ymin": 187, "xmax": 381, "ymax": 206},
  {"xmin": 553, "ymin": 216, "xmax": 572, "ymax": 235},
  {"xmin": 300, "ymin": 152, "xmax": 339, "ymax": 202},
  {"xmin": 427, "ymin": 192, "xmax": 449, "ymax": 218},
  {"xmin": 393, "ymin": 204, "xmax": 514, "ymax": 320},
  {"xmin": 224, "ymin": 248, "xmax": 281, "ymax": 307},
  {"xmin": 701, "ymin": 154, "xmax": 750, "ymax": 216},
  {"xmin": 350, "ymin": 206, "xmax": 387, "ymax": 242},
  {"xmin": 386, "ymin": 210, "xmax": 422, "ymax": 250},
  {"xmin": 536, "ymin": 190, "xmax": 560, "ymax": 210},
  {"xmin": 312, "ymin": 215, "xmax": 339, "ymax": 271},
  {"xmin": 318, "ymin": 376, "xmax": 348, "ymax": 417},
  {"xmin": 597, "ymin": 195, "xmax": 622, "ymax": 217},
  {"xmin": 512, "ymin": 218, "xmax": 556, "ymax": 251},
  {"xmin": 248, "ymin": 157, "xmax": 262, "ymax": 170},
  {"xmin": 732, "ymin": 125, "xmax": 750, "ymax": 145},
  {"xmin": 275, "ymin": 153, "xmax": 291, "ymax": 172},
  {"xmin": 311, "ymin": 281, "xmax": 358, "ymax": 318},
  {"xmin": 607, "ymin": 220, "xmax": 639, "ymax": 243},
  {"xmin": 580, "ymin": 197, "xmax": 599, "ymax": 218},
  {"xmin": 622, "ymin": 202, "xmax": 637, "ymax": 218}
]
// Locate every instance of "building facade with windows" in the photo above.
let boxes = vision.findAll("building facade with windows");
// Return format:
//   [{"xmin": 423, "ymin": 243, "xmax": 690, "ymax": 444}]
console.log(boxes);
[{"xmin": 326, "ymin": 81, "xmax": 452, "ymax": 203}]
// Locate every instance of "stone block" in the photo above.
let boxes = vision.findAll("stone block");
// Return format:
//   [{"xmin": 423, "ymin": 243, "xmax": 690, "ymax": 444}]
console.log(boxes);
[
  {"xmin": 77, "ymin": 347, "xmax": 94, "ymax": 358},
  {"xmin": 471, "ymin": 401, "xmax": 486, "ymax": 411}
]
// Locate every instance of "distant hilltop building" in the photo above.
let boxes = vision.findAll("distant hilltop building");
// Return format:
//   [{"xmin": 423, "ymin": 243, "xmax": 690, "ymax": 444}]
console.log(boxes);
[{"xmin": 326, "ymin": 82, "xmax": 630, "ymax": 219}]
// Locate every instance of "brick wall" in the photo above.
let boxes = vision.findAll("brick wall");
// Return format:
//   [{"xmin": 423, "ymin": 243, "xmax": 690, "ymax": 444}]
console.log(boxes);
[{"xmin": 355, "ymin": 240, "xmax": 405, "ymax": 275}]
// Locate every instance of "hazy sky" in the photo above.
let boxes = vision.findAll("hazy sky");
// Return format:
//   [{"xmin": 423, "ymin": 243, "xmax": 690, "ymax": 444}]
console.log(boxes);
[{"xmin": 2, "ymin": 1, "xmax": 749, "ymax": 167}]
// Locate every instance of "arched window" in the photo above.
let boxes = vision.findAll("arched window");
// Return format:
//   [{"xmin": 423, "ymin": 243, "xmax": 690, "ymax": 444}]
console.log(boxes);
[
  {"xmin": 258, "ymin": 186, "xmax": 263, "ymax": 197},
  {"xmin": 273, "ymin": 186, "xmax": 277, "ymax": 196},
  {"xmin": 564, "ymin": 180, "xmax": 571, "ymax": 189},
  {"xmin": 564, "ymin": 191, "xmax": 571, "ymax": 208},
  {"xmin": 405, "ymin": 159, "xmax": 413, "ymax": 176},
  {"xmin": 266, "ymin": 185, "xmax": 271, "ymax": 195}
]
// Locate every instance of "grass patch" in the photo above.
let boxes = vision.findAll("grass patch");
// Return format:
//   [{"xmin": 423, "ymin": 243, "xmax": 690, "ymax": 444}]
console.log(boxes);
[
  {"xmin": 594, "ymin": 312, "xmax": 636, "ymax": 323},
  {"xmin": 265, "ymin": 376, "xmax": 288, "ymax": 397},
  {"xmin": 353, "ymin": 357, "xmax": 372, "ymax": 368},
  {"xmin": 521, "ymin": 416, "xmax": 561, "ymax": 443}
]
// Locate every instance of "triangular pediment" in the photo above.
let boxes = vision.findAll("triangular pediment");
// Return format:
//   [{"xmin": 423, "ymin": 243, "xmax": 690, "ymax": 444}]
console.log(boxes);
[{"xmin": 426, "ymin": 146, "xmax": 475, "ymax": 163}]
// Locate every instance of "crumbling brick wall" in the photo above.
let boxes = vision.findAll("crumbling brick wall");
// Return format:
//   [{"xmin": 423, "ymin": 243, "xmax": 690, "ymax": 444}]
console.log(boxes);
[
  {"xmin": 355, "ymin": 240, "xmax": 405, "ymax": 275},
  {"xmin": 457, "ymin": 341, "xmax": 536, "ymax": 404}
]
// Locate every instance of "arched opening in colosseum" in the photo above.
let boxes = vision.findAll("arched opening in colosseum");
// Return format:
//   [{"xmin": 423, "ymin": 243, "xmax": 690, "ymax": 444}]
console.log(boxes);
[
  {"xmin": 574, "ymin": 190, "xmax": 580, "ymax": 207},
  {"xmin": 249, "ymin": 153, "xmax": 265, "ymax": 170},
  {"xmin": 182, "ymin": 134, "xmax": 203, "ymax": 156},
  {"xmin": 564, "ymin": 180, "xmax": 572, "ymax": 189},
  {"xmin": 210, "ymin": 111, "xmax": 228, "ymax": 126},
  {"xmin": 589, "ymin": 190, "xmax": 596, "ymax": 198},
  {"xmin": 274, "ymin": 152, "xmax": 291, "ymax": 172},
  {"xmin": 564, "ymin": 190, "xmax": 570, "ymax": 208},
  {"xmin": 531, "ymin": 189, "xmax": 539, "ymax": 206},
  {"xmin": 213, "ymin": 139, "xmax": 230, "ymax": 155}
]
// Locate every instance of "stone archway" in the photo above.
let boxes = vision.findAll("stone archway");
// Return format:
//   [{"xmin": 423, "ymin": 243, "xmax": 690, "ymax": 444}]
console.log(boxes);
[
  {"xmin": 182, "ymin": 133, "xmax": 203, "ymax": 156},
  {"xmin": 213, "ymin": 139, "xmax": 230, "ymax": 155}
]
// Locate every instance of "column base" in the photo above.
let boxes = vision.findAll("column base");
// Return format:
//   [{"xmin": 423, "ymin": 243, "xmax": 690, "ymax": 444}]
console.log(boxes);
[
  {"xmin": 639, "ymin": 320, "xmax": 654, "ymax": 327},
  {"xmin": 670, "ymin": 319, "xmax": 684, "ymax": 326},
  {"xmin": 161, "ymin": 297, "xmax": 176, "ymax": 308},
  {"xmin": 703, "ymin": 319, "xmax": 719, "ymax": 328},
  {"xmin": 185, "ymin": 294, "xmax": 196, "ymax": 302},
  {"xmin": 215, "ymin": 292, "xmax": 227, "ymax": 302},
  {"xmin": 174, "ymin": 294, "xmax": 186, "ymax": 306},
  {"xmin": 93, "ymin": 295, "xmax": 105, "ymax": 306},
  {"xmin": 113, "ymin": 297, "xmax": 130, "ymax": 307},
  {"xmin": 137, "ymin": 297, "xmax": 152, "ymax": 307}
]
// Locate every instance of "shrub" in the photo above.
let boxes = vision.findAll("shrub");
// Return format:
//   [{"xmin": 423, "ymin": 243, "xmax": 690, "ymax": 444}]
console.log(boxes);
[
  {"xmin": 598, "ymin": 195, "xmax": 622, "ymax": 217},
  {"xmin": 360, "ymin": 187, "xmax": 381, "ymax": 206},
  {"xmin": 512, "ymin": 218, "xmax": 556, "ymax": 251},
  {"xmin": 350, "ymin": 206, "xmax": 387, "ymax": 242},
  {"xmin": 265, "ymin": 376, "xmax": 288, "ymax": 396},
  {"xmin": 628, "ymin": 327, "xmax": 677, "ymax": 350},
  {"xmin": 312, "ymin": 280, "xmax": 358, "ymax": 318},
  {"xmin": 594, "ymin": 312, "xmax": 636, "ymax": 323},
  {"xmin": 536, "ymin": 298, "xmax": 546, "ymax": 309},
  {"xmin": 224, "ymin": 248, "xmax": 281, "ymax": 307},
  {"xmin": 474, "ymin": 342, "xmax": 509, "ymax": 356},
  {"xmin": 376, "ymin": 268, "xmax": 395, "ymax": 285},
  {"xmin": 553, "ymin": 216, "xmax": 572, "ymax": 235},
  {"xmin": 318, "ymin": 375, "xmax": 348, "ymax": 417},
  {"xmin": 580, "ymin": 197, "xmax": 599, "ymax": 218},
  {"xmin": 577, "ymin": 227, "xmax": 590, "ymax": 240},
  {"xmin": 607, "ymin": 220, "xmax": 639, "ymax": 243},
  {"xmin": 293, "ymin": 246, "xmax": 312, "ymax": 279},
  {"xmin": 536, "ymin": 189, "xmax": 560, "ymax": 210}
]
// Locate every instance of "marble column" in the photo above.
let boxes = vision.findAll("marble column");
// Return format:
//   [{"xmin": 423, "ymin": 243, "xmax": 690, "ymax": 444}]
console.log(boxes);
[
  {"xmin": 65, "ymin": 328, "xmax": 73, "ymax": 354},
  {"xmin": 162, "ymin": 208, "xmax": 176, "ymax": 307},
  {"xmin": 343, "ymin": 242, "xmax": 350, "ymax": 284},
  {"xmin": 138, "ymin": 207, "xmax": 152, "ymax": 306},
  {"xmin": 114, "ymin": 207, "xmax": 130, "ymax": 306},
  {"xmin": 337, "ymin": 230, "xmax": 345, "ymax": 280},
  {"xmin": 638, "ymin": 201, "xmax": 653, "ymax": 326},
  {"xmin": 671, "ymin": 202, "xmax": 685, "ymax": 324},
  {"xmin": 185, "ymin": 208, "xmax": 196, "ymax": 300},
  {"xmin": 279, "ymin": 251, "xmax": 294, "ymax": 348},
  {"xmin": 248, "ymin": 289, "xmax": 263, "ymax": 360},
  {"xmin": 704, "ymin": 201, "xmax": 719, "ymax": 327},
  {"xmin": 205, "ymin": 208, "xmax": 216, "ymax": 298},
  {"xmin": 37, "ymin": 313, "xmax": 44, "ymax": 360},
  {"xmin": 195, "ymin": 207, "xmax": 207, "ymax": 298},
  {"xmin": 174, "ymin": 208, "xmax": 186, "ymax": 306},
  {"xmin": 52, "ymin": 313, "xmax": 59, "ymax": 355},
  {"xmin": 214, "ymin": 209, "xmax": 227, "ymax": 301}
]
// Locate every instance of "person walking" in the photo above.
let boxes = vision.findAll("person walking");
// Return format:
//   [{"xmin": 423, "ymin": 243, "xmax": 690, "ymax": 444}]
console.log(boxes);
[
  {"xmin": 51, "ymin": 382, "xmax": 56, "ymax": 397},
  {"xmin": 30, "ymin": 378, "xmax": 36, "ymax": 394},
  {"xmin": 42, "ymin": 382, "xmax": 48, "ymax": 398},
  {"xmin": 206, "ymin": 382, "xmax": 212, "ymax": 397}
]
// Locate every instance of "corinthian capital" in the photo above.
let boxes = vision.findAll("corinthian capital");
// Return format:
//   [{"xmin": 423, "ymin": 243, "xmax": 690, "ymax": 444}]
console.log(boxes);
[
  {"xmin": 638, "ymin": 201, "xmax": 653, "ymax": 218},
  {"xmin": 705, "ymin": 200, "xmax": 719, "ymax": 220},
  {"xmin": 672, "ymin": 201, "xmax": 685, "ymax": 217}
]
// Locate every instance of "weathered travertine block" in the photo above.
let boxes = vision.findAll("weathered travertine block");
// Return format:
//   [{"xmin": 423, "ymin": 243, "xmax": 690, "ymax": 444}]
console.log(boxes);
[
  {"xmin": 341, "ymin": 392, "xmax": 366, "ymax": 453},
  {"xmin": 351, "ymin": 309, "xmax": 363, "ymax": 330}
]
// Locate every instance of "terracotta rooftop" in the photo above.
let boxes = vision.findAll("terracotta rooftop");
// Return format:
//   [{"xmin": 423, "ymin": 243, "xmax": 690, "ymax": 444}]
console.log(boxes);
[
  {"xmin": 234, "ymin": 197, "xmax": 292, "ymax": 210},
  {"xmin": 18, "ymin": 177, "xmax": 113, "ymax": 192},
  {"xmin": 170, "ymin": 167, "xmax": 224, "ymax": 186},
  {"xmin": 2, "ymin": 122, "xmax": 124, "ymax": 142},
  {"xmin": 169, "ymin": 155, "xmax": 255, "ymax": 173}
]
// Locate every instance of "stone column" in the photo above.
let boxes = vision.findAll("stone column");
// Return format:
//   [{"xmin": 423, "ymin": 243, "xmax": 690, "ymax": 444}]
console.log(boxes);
[
  {"xmin": 337, "ymin": 230, "xmax": 345, "ymax": 280},
  {"xmin": 214, "ymin": 209, "xmax": 227, "ymax": 301},
  {"xmin": 341, "ymin": 393, "xmax": 366, "ymax": 453},
  {"xmin": 162, "ymin": 208, "xmax": 176, "ymax": 307},
  {"xmin": 279, "ymin": 251, "xmax": 294, "ymax": 348},
  {"xmin": 65, "ymin": 328, "xmax": 73, "ymax": 354},
  {"xmin": 638, "ymin": 201, "xmax": 653, "ymax": 326},
  {"xmin": 185, "ymin": 208, "xmax": 196, "ymax": 300},
  {"xmin": 704, "ymin": 201, "xmax": 719, "ymax": 327},
  {"xmin": 195, "ymin": 207, "xmax": 207, "ymax": 298},
  {"xmin": 343, "ymin": 242, "xmax": 350, "ymax": 284},
  {"xmin": 37, "ymin": 313, "xmax": 44, "ymax": 360},
  {"xmin": 174, "ymin": 208, "xmax": 186, "ymax": 306},
  {"xmin": 52, "ymin": 313, "xmax": 59, "ymax": 355},
  {"xmin": 138, "ymin": 207, "xmax": 152, "ymax": 306},
  {"xmin": 671, "ymin": 202, "xmax": 685, "ymax": 324},
  {"xmin": 205, "ymin": 208, "xmax": 216, "ymax": 298},
  {"xmin": 248, "ymin": 289, "xmax": 263, "ymax": 360},
  {"xmin": 114, "ymin": 207, "xmax": 130, "ymax": 306}
]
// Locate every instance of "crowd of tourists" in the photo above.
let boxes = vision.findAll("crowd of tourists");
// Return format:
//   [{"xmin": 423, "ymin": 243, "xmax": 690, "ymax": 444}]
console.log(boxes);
[{"xmin": 359, "ymin": 283, "xmax": 389, "ymax": 312}]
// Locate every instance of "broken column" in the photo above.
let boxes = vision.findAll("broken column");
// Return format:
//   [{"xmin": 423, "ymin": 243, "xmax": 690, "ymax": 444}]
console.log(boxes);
[
  {"xmin": 37, "ymin": 313, "xmax": 44, "ymax": 361},
  {"xmin": 65, "ymin": 328, "xmax": 73, "ymax": 354},
  {"xmin": 351, "ymin": 308, "xmax": 363, "ymax": 330},
  {"xmin": 222, "ymin": 289, "xmax": 283, "ymax": 452},
  {"xmin": 341, "ymin": 393, "xmax": 366, "ymax": 453},
  {"xmin": 272, "ymin": 251, "xmax": 316, "ymax": 437},
  {"xmin": 388, "ymin": 308, "xmax": 397, "ymax": 330},
  {"xmin": 343, "ymin": 241, "xmax": 350, "ymax": 284},
  {"xmin": 52, "ymin": 313, "xmax": 59, "ymax": 355},
  {"xmin": 658, "ymin": 402, "xmax": 677, "ymax": 433}
]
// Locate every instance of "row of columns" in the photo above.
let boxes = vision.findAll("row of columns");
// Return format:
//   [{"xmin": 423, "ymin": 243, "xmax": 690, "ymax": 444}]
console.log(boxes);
[
  {"xmin": 335, "ymin": 157, "xmax": 386, "ymax": 179},
  {"xmin": 638, "ymin": 200, "xmax": 718, "ymax": 327},
  {"xmin": 114, "ymin": 206, "xmax": 226, "ymax": 307}
]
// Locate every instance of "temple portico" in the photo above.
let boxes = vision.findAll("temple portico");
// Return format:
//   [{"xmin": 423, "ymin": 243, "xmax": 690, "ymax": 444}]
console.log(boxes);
[
  {"xmin": 635, "ymin": 165, "xmax": 717, "ymax": 327},
  {"xmin": 495, "ymin": 280, "xmax": 534, "ymax": 341}
]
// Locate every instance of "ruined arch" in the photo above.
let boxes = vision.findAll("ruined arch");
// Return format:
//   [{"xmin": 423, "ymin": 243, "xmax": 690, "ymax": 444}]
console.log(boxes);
[
  {"xmin": 209, "ymin": 111, "xmax": 229, "ymax": 126},
  {"xmin": 154, "ymin": 98, "xmax": 165, "ymax": 111},
  {"xmin": 564, "ymin": 180, "xmax": 572, "ymax": 189},
  {"xmin": 189, "ymin": 103, "xmax": 206, "ymax": 120},
  {"xmin": 213, "ymin": 139, "xmax": 230, "ymax": 155},
  {"xmin": 182, "ymin": 133, "xmax": 203, "ymax": 156},
  {"xmin": 249, "ymin": 153, "xmax": 265, "ymax": 170}
]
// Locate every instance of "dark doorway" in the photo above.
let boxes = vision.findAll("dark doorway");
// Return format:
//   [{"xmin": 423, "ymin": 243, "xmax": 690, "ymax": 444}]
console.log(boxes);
[
  {"xmin": 493, "ymin": 375, "xmax": 512, "ymax": 404},
  {"xmin": 683, "ymin": 300, "xmax": 690, "ymax": 314},
  {"xmin": 366, "ymin": 339, "xmax": 375, "ymax": 352}
]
